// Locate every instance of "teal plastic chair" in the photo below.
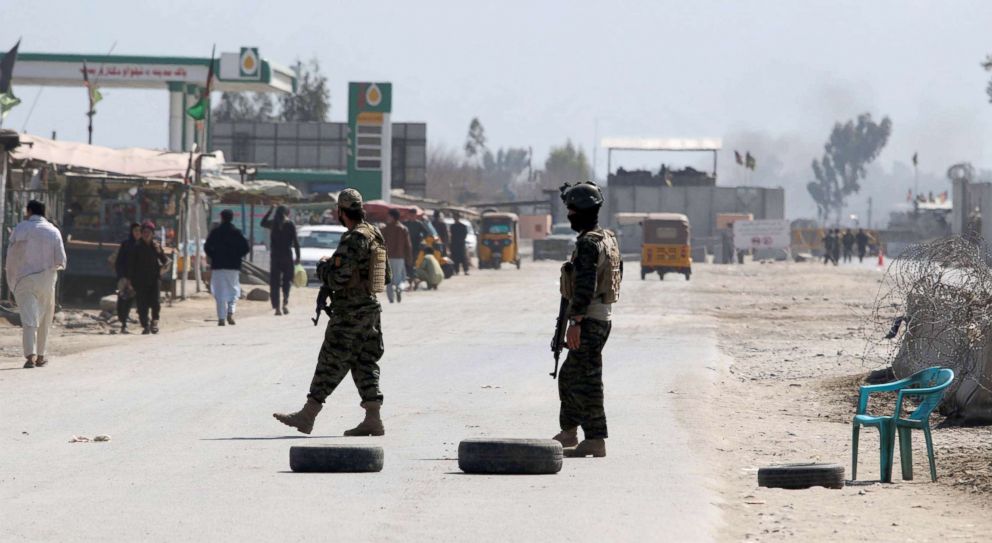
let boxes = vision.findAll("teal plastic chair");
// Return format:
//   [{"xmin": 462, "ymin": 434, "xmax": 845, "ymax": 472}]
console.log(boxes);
[
  {"xmin": 893, "ymin": 368, "xmax": 954, "ymax": 482},
  {"xmin": 851, "ymin": 367, "xmax": 954, "ymax": 483}
]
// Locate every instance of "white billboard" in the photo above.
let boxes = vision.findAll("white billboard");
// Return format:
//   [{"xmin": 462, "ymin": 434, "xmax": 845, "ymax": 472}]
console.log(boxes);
[{"xmin": 733, "ymin": 219, "xmax": 791, "ymax": 251}]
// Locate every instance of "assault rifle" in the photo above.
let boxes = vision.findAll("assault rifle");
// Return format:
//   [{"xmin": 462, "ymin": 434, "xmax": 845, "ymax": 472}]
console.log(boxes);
[
  {"xmin": 550, "ymin": 295, "xmax": 569, "ymax": 379},
  {"xmin": 312, "ymin": 286, "xmax": 332, "ymax": 326}
]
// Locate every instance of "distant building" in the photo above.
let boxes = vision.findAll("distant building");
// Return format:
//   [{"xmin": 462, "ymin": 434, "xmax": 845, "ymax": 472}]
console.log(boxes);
[
  {"xmin": 605, "ymin": 167, "xmax": 784, "ymax": 262},
  {"xmin": 211, "ymin": 120, "xmax": 427, "ymax": 196}
]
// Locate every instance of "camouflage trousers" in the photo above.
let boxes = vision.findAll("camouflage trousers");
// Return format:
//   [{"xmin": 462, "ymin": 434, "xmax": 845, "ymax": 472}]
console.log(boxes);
[
  {"xmin": 558, "ymin": 318, "xmax": 612, "ymax": 439},
  {"xmin": 307, "ymin": 308, "xmax": 384, "ymax": 405}
]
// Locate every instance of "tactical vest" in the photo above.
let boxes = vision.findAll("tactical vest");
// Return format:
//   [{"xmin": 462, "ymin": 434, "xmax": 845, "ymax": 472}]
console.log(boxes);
[
  {"xmin": 349, "ymin": 222, "xmax": 390, "ymax": 294},
  {"xmin": 559, "ymin": 228, "xmax": 622, "ymax": 303}
]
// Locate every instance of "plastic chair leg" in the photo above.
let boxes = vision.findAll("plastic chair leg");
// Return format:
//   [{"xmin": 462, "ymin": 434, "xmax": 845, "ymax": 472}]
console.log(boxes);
[
  {"xmin": 851, "ymin": 424, "xmax": 860, "ymax": 480},
  {"xmin": 879, "ymin": 424, "xmax": 894, "ymax": 483},
  {"xmin": 923, "ymin": 426, "xmax": 937, "ymax": 482},
  {"xmin": 898, "ymin": 427, "xmax": 913, "ymax": 481}
]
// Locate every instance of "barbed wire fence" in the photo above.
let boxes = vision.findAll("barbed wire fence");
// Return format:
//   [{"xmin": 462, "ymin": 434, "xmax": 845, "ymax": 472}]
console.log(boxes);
[{"xmin": 861, "ymin": 236, "xmax": 992, "ymax": 413}]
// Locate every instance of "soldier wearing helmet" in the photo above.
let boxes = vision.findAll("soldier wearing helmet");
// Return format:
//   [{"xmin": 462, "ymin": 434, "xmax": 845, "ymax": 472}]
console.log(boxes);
[
  {"xmin": 553, "ymin": 181, "xmax": 622, "ymax": 458},
  {"xmin": 273, "ymin": 188, "xmax": 392, "ymax": 436}
]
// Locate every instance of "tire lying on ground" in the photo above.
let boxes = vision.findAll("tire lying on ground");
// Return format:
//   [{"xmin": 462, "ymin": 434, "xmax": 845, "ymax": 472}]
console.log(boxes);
[
  {"xmin": 757, "ymin": 463, "xmax": 844, "ymax": 489},
  {"xmin": 289, "ymin": 445, "xmax": 384, "ymax": 473},
  {"xmin": 458, "ymin": 438, "xmax": 563, "ymax": 475}
]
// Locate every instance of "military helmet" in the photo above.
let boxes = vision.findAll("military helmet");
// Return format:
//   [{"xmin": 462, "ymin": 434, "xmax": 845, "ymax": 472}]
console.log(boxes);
[
  {"xmin": 560, "ymin": 181, "xmax": 604, "ymax": 210},
  {"xmin": 338, "ymin": 188, "xmax": 364, "ymax": 210}
]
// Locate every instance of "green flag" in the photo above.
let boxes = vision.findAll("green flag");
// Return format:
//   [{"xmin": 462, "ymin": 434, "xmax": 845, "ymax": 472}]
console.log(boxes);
[
  {"xmin": 0, "ymin": 90, "xmax": 20, "ymax": 119},
  {"xmin": 186, "ymin": 97, "xmax": 206, "ymax": 121},
  {"xmin": 89, "ymin": 86, "xmax": 103, "ymax": 107}
]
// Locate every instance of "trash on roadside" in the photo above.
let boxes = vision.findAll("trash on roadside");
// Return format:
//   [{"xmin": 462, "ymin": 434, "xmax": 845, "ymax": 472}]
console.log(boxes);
[{"xmin": 69, "ymin": 434, "xmax": 111, "ymax": 443}]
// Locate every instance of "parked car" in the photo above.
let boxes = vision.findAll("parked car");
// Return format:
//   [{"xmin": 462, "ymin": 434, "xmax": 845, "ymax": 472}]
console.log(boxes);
[
  {"xmin": 533, "ymin": 223, "xmax": 575, "ymax": 261},
  {"xmin": 443, "ymin": 217, "xmax": 477, "ymax": 257},
  {"xmin": 297, "ymin": 225, "xmax": 347, "ymax": 283}
]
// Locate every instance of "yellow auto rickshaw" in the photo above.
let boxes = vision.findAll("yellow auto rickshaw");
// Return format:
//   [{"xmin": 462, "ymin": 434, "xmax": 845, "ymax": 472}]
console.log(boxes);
[
  {"xmin": 478, "ymin": 211, "xmax": 520, "ymax": 269},
  {"xmin": 641, "ymin": 213, "xmax": 691, "ymax": 280}
]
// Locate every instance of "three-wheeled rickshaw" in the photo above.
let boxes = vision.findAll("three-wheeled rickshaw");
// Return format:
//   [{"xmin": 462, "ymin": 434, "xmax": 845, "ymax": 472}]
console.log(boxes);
[
  {"xmin": 478, "ymin": 211, "xmax": 520, "ymax": 269},
  {"xmin": 640, "ymin": 213, "xmax": 691, "ymax": 280}
]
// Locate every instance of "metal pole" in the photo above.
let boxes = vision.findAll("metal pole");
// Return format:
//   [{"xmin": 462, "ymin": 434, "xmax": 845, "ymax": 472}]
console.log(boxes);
[
  {"xmin": 606, "ymin": 149, "xmax": 612, "ymax": 180},
  {"xmin": 914, "ymin": 163, "xmax": 919, "ymax": 199},
  {"xmin": 591, "ymin": 118, "xmax": 598, "ymax": 182},
  {"xmin": 181, "ymin": 185, "xmax": 189, "ymax": 300},
  {"xmin": 712, "ymin": 150, "xmax": 718, "ymax": 180},
  {"xmin": 0, "ymin": 149, "xmax": 6, "ymax": 294},
  {"xmin": 193, "ymin": 190, "xmax": 203, "ymax": 293},
  {"xmin": 249, "ymin": 203, "xmax": 255, "ymax": 263}
]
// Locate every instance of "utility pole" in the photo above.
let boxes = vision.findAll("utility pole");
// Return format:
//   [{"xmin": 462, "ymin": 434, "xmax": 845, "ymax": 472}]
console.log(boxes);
[{"xmin": 591, "ymin": 118, "xmax": 599, "ymax": 182}]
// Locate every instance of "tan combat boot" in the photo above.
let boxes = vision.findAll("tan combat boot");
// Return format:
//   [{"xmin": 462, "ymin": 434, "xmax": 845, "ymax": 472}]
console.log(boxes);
[
  {"xmin": 564, "ymin": 438, "xmax": 606, "ymax": 458},
  {"xmin": 273, "ymin": 399, "xmax": 323, "ymax": 434},
  {"xmin": 553, "ymin": 427, "xmax": 578, "ymax": 448},
  {"xmin": 343, "ymin": 401, "xmax": 384, "ymax": 436}
]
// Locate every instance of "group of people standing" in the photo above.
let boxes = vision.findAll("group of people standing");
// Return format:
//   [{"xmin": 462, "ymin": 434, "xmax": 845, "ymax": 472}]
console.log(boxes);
[
  {"xmin": 822, "ymin": 228, "xmax": 870, "ymax": 265},
  {"xmin": 113, "ymin": 221, "xmax": 169, "ymax": 335},
  {"xmin": 379, "ymin": 208, "xmax": 472, "ymax": 301}
]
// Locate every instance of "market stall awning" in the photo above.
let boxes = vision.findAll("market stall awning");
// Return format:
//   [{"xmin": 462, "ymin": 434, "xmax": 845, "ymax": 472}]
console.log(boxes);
[
  {"xmin": 364, "ymin": 200, "xmax": 424, "ymax": 223},
  {"xmin": 245, "ymin": 180, "xmax": 303, "ymax": 200},
  {"xmin": 10, "ymin": 133, "xmax": 224, "ymax": 178}
]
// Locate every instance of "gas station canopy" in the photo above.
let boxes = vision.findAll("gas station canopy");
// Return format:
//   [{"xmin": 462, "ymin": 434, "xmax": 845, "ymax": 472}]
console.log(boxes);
[
  {"xmin": 3, "ymin": 50, "xmax": 295, "ymax": 93},
  {"xmin": 0, "ymin": 48, "xmax": 296, "ymax": 152}
]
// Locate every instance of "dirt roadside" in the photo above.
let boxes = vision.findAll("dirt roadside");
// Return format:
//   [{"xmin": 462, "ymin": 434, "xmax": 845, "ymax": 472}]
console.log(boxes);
[
  {"xmin": 0, "ymin": 285, "xmax": 293, "ymax": 369},
  {"xmin": 685, "ymin": 262, "xmax": 992, "ymax": 541}
]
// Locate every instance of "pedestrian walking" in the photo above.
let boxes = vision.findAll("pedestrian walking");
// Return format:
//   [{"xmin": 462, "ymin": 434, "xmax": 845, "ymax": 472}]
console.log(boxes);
[
  {"xmin": 449, "ymin": 211, "xmax": 470, "ymax": 275},
  {"xmin": 831, "ymin": 229, "xmax": 841, "ymax": 265},
  {"xmin": 111, "ymin": 223, "xmax": 140, "ymax": 334},
  {"xmin": 431, "ymin": 209, "xmax": 450, "ymax": 251},
  {"xmin": 5, "ymin": 200, "xmax": 66, "ymax": 368},
  {"xmin": 553, "ymin": 182, "xmax": 622, "ymax": 458},
  {"xmin": 842, "ymin": 229, "xmax": 855, "ymax": 263},
  {"xmin": 856, "ymin": 228, "xmax": 869, "ymax": 263},
  {"xmin": 127, "ymin": 221, "xmax": 168, "ymax": 335},
  {"xmin": 822, "ymin": 230, "xmax": 834, "ymax": 265},
  {"xmin": 261, "ymin": 205, "xmax": 301, "ymax": 316},
  {"xmin": 382, "ymin": 209, "xmax": 412, "ymax": 303},
  {"xmin": 273, "ymin": 188, "xmax": 391, "ymax": 436},
  {"xmin": 204, "ymin": 209, "xmax": 250, "ymax": 326}
]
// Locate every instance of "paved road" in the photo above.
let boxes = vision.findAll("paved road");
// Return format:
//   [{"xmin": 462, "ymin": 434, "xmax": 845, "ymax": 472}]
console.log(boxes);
[{"xmin": 1, "ymin": 261, "xmax": 723, "ymax": 542}]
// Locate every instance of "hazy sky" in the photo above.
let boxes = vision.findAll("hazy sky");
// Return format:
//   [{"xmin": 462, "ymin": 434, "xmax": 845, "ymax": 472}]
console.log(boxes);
[{"xmin": 3, "ymin": 0, "xmax": 992, "ymax": 218}]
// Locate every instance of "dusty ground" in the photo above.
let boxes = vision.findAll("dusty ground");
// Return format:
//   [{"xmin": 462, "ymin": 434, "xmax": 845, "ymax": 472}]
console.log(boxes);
[
  {"xmin": 694, "ymin": 261, "xmax": 992, "ymax": 541},
  {"xmin": 6, "ymin": 258, "xmax": 992, "ymax": 541},
  {"xmin": 0, "ymin": 283, "xmax": 277, "ymax": 364}
]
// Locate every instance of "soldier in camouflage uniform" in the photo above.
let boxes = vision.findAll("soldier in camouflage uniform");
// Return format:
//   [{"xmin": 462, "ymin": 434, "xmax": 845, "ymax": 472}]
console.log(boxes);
[
  {"xmin": 273, "ymin": 188, "xmax": 391, "ymax": 436},
  {"xmin": 553, "ymin": 181, "xmax": 622, "ymax": 458}
]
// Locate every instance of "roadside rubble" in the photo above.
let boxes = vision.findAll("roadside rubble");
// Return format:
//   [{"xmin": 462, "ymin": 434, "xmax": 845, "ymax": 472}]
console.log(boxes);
[{"xmin": 692, "ymin": 262, "xmax": 992, "ymax": 541}]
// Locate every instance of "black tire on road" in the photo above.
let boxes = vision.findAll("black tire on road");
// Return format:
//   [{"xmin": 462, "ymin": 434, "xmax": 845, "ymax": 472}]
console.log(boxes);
[
  {"xmin": 458, "ymin": 438, "xmax": 563, "ymax": 475},
  {"xmin": 757, "ymin": 463, "xmax": 844, "ymax": 489},
  {"xmin": 289, "ymin": 445, "xmax": 384, "ymax": 473}
]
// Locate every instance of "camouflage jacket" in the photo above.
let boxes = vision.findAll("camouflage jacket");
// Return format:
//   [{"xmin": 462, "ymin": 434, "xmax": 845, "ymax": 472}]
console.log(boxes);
[
  {"xmin": 317, "ymin": 221, "xmax": 390, "ymax": 312},
  {"xmin": 567, "ymin": 226, "xmax": 621, "ymax": 319}
]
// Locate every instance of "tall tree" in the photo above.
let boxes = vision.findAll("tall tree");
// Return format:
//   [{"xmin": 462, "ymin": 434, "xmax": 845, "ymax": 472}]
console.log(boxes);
[
  {"xmin": 807, "ymin": 113, "xmax": 892, "ymax": 223},
  {"xmin": 280, "ymin": 59, "xmax": 330, "ymax": 122},
  {"xmin": 212, "ymin": 92, "xmax": 276, "ymax": 121},
  {"xmin": 544, "ymin": 140, "xmax": 591, "ymax": 189},
  {"xmin": 464, "ymin": 117, "xmax": 487, "ymax": 159}
]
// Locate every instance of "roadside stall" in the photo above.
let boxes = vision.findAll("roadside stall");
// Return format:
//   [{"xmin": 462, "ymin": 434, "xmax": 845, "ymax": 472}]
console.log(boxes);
[{"xmin": 5, "ymin": 134, "xmax": 228, "ymax": 300}]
